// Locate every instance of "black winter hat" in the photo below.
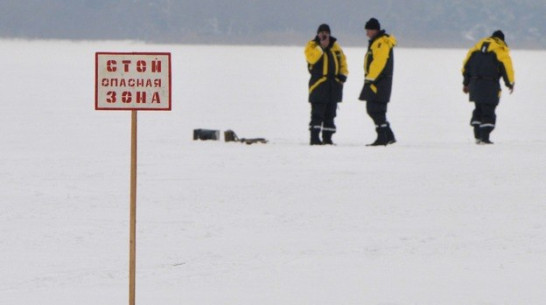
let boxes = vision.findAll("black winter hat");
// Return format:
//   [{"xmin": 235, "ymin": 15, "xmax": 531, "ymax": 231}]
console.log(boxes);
[
  {"xmin": 317, "ymin": 24, "xmax": 331, "ymax": 34},
  {"xmin": 365, "ymin": 18, "xmax": 380, "ymax": 30},
  {"xmin": 492, "ymin": 30, "xmax": 505, "ymax": 41}
]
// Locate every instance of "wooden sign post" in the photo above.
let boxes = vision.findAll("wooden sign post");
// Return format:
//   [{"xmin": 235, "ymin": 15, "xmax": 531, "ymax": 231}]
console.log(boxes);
[
  {"xmin": 129, "ymin": 110, "xmax": 138, "ymax": 305},
  {"xmin": 95, "ymin": 52, "xmax": 172, "ymax": 305}
]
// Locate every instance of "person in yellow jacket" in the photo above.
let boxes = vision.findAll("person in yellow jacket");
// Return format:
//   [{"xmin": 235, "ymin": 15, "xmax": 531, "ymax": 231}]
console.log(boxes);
[
  {"xmin": 304, "ymin": 24, "xmax": 348, "ymax": 145},
  {"xmin": 358, "ymin": 18, "xmax": 397, "ymax": 146},
  {"xmin": 462, "ymin": 30, "xmax": 515, "ymax": 144}
]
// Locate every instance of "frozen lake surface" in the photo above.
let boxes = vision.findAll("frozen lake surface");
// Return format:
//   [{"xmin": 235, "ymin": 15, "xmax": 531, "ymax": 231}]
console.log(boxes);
[{"xmin": 1, "ymin": 39, "xmax": 545, "ymax": 305}]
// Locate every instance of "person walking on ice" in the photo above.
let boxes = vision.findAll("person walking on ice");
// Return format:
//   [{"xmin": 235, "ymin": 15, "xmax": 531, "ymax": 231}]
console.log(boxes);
[{"xmin": 462, "ymin": 30, "xmax": 515, "ymax": 144}]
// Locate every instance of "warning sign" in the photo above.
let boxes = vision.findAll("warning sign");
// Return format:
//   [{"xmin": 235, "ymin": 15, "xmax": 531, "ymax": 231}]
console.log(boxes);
[{"xmin": 95, "ymin": 52, "xmax": 171, "ymax": 111}]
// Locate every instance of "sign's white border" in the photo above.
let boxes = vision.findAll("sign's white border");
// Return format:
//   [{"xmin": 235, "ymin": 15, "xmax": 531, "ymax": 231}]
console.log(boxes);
[{"xmin": 95, "ymin": 52, "xmax": 171, "ymax": 111}]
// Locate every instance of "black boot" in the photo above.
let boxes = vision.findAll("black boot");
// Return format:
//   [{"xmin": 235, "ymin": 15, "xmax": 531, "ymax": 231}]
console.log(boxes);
[
  {"xmin": 310, "ymin": 129, "xmax": 322, "ymax": 145},
  {"xmin": 473, "ymin": 125, "xmax": 480, "ymax": 143},
  {"xmin": 322, "ymin": 130, "xmax": 335, "ymax": 145},
  {"xmin": 478, "ymin": 126, "xmax": 494, "ymax": 144},
  {"xmin": 386, "ymin": 124, "xmax": 396, "ymax": 145},
  {"xmin": 367, "ymin": 126, "xmax": 389, "ymax": 146}
]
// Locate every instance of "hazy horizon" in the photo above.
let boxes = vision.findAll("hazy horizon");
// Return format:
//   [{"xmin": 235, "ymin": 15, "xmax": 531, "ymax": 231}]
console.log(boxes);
[{"xmin": 1, "ymin": 1, "xmax": 544, "ymax": 49}]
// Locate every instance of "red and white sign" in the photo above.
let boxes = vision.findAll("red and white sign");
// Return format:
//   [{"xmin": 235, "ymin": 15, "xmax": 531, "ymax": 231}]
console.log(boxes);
[{"xmin": 95, "ymin": 52, "xmax": 171, "ymax": 111}]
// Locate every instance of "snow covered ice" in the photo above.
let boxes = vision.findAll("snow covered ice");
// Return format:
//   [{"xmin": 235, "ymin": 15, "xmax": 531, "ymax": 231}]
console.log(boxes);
[{"xmin": 1, "ymin": 39, "xmax": 545, "ymax": 305}]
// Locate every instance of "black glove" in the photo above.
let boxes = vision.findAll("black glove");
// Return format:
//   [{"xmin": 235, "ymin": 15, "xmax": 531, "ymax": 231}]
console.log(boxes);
[
  {"xmin": 314, "ymin": 35, "xmax": 321, "ymax": 44},
  {"xmin": 507, "ymin": 83, "xmax": 515, "ymax": 94},
  {"xmin": 463, "ymin": 76, "xmax": 470, "ymax": 87},
  {"xmin": 336, "ymin": 74, "xmax": 347, "ymax": 83}
]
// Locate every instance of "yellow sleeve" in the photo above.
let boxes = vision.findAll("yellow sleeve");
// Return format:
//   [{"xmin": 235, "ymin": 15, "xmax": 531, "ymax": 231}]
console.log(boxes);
[
  {"xmin": 462, "ymin": 39, "xmax": 482, "ymax": 75},
  {"xmin": 304, "ymin": 40, "xmax": 323, "ymax": 65},
  {"xmin": 339, "ymin": 51, "xmax": 348, "ymax": 76},
  {"xmin": 365, "ymin": 38, "xmax": 391, "ymax": 81},
  {"xmin": 494, "ymin": 46, "xmax": 515, "ymax": 85},
  {"xmin": 337, "ymin": 45, "xmax": 349, "ymax": 76},
  {"xmin": 462, "ymin": 47, "xmax": 476, "ymax": 75}
]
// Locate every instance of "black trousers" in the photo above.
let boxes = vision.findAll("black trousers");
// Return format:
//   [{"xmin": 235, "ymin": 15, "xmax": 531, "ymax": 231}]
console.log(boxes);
[
  {"xmin": 366, "ymin": 100, "xmax": 388, "ymax": 126},
  {"xmin": 310, "ymin": 102, "xmax": 337, "ymax": 133},
  {"xmin": 471, "ymin": 103, "xmax": 497, "ymax": 129}
]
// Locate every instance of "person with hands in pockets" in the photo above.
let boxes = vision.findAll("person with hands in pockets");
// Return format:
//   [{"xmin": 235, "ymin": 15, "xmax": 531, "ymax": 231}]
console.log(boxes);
[
  {"xmin": 305, "ymin": 23, "xmax": 348, "ymax": 145},
  {"xmin": 359, "ymin": 18, "xmax": 397, "ymax": 146}
]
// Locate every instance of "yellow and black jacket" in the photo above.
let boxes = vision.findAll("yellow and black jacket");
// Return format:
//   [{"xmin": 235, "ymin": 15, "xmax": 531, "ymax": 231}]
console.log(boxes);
[
  {"xmin": 305, "ymin": 36, "xmax": 348, "ymax": 104},
  {"xmin": 359, "ymin": 31, "xmax": 397, "ymax": 103},
  {"xmin": 462, "ymin": 36, "xmax": 515, "ymax": 104}
]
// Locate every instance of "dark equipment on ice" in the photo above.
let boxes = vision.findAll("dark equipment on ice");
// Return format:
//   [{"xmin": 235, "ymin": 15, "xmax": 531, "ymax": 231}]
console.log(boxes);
[
  {"xmin": 193, "ymin": 129, "xmax": 220, "ymax": 141},
  {"xmin": 224, "ymin": 130, "xmax": 268, "ymax": 145}
]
